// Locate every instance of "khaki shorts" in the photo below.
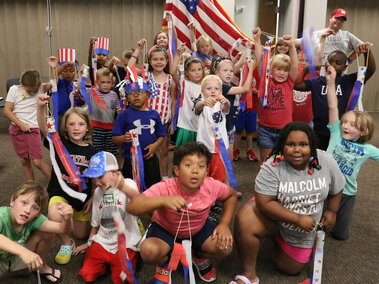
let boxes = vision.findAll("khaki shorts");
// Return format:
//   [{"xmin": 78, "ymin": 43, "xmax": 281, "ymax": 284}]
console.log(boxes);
[{"xmin": 0, "ymin": 255, "xmax": 27, "ymax": 277}]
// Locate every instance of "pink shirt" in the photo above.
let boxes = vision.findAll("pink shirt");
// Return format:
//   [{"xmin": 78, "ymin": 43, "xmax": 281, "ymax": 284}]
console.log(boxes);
[{"xmin": 143, "ymin": 177, "xmax": 229, "ymax": 238}]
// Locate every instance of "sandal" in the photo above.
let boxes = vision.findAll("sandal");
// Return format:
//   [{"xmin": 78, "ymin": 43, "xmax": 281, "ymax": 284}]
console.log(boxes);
[
  {"xmin": 34, "ymin": 268, "xmax": 61, "ymax": 283},
  {"xmin": 229, "ymin": 275, "xmax": 259, "ymax": 284}
]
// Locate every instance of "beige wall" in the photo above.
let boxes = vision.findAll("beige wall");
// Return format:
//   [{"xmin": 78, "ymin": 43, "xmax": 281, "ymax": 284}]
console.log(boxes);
[{"xmin": 0, "ymin": 0, "xmax": 165, "ymax": 95}]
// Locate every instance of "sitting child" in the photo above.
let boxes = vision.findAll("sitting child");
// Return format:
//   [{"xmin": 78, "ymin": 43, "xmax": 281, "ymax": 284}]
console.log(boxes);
[
  {"xmin": 0, "ymin": 182, "xmax": 73, "ymax": 282},
  {"xmin": 73, "ymin": 151, "xmax": 142, "ymax": 283},
  {"xmin": 127, "ymin": 142, "xmax": 237, "ymax": 283}
]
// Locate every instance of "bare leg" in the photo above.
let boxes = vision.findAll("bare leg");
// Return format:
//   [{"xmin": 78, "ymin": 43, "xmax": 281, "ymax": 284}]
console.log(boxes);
[
  {"xmin": 140, "ymin": 237, "xmax": 171, "ymax": 265},
  {"xmin": 196, "ymin": 233, "xmax": 233, "ymax": 259},
  {"xmin": 159, "ymin": 136, "xmax": 170, "ymax": 177},
  {"xmin": 228, "ymin": 142, "xmax": 234, "ymax": 162},
  {"xmin": 32, "ymin": 159, "xmax": 51, "ymax": 180},
  {"xmin": 273, "ymin": 243, "xmax": 306, "ymax": 275},
  {"xmin": 72, "ymin": 219, "xmax": 90, "ymax": 240},
  {"xmin": 246, "ymin": 132, "xmax": 254, "ymax": 149},
  {"xmin": 20, "ymin": 157, "xmax": 34, "ymax": 181},
  {"xmin": 48, "ymin": 203, "xmax": 72, "ymax": 246},
  {"xmin": 233, "ymin": 200, "xmax": 278, "ymax": 283},
  {"xmin": 234, "ymin": 132, "xmax": 242, "ymax": 150}
]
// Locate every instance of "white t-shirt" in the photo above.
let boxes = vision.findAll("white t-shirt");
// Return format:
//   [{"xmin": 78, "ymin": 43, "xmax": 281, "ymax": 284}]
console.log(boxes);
[
  {"xmin": 196, "ymin": 101, "xmax": 229, "ymax": 153},
  {"xmin": 177, "ymin": 77, "xmax": 201, "ymax": 132},
  {"xmin": 90, "ymin": 178, "xmax": 142, "ymax": 253},
  {"xmin": 6, "ymin": 85, "xmax": 44, "ymax": 128}
]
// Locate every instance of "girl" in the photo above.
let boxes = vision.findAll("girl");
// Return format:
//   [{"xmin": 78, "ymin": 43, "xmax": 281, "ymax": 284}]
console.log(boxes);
[
  {"xmin": 273, "ymin": 37, "xmax": 290, "ymax": 55},
  {"xmin": 188, "ymin": 22, "xmax": 213, "ymax": 70},
  {"xmin": 326, "ymin": 66, "xmax": 379, "ymax": 240},
  {"xmin": 128, "ymin": 39, "xmax": 176, "ymax": 180},
  {"xmin": 154, "ymin": 31, "xmax": 169, "ymax": 50},
  {"xmin": 4, "ymin": 70, "xmax": 51, "ymax": 181},
  {"xmin": 231, "ymin": 122, "xmax": 345, "ymax": 284},
  {"xmin": 37, "ymin": 95, "xmax": 97, "ymax": 265},
  {"xmin": 171, "ymin": 44, "xmax": 205, "ymax": 147}
]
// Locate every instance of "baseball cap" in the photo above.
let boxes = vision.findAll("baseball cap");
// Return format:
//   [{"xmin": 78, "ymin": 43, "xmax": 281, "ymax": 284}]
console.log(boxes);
[
  {"xmin": 82, "ymin": 151, "xmax": 118, "ymax": 178},
  {"xmin": 331, "ymin": 8, "xmax": 347, "ymax": 21}
]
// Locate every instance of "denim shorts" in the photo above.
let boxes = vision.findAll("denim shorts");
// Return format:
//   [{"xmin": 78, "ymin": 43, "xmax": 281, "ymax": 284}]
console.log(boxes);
[{"xmin": 257, "ymin": 124, "xmax": 280, "ymax": 149}]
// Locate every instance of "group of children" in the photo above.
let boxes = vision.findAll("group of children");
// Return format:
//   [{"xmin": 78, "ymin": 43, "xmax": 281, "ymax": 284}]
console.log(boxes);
[{"xmin": 1, "ymin": 9, "xmax": 379, "ymax": 284}]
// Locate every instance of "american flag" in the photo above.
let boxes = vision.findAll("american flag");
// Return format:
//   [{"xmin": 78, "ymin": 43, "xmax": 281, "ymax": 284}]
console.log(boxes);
[{"xmin": 162, "ymin": 0, "xmax": 253, "ymax": 56}]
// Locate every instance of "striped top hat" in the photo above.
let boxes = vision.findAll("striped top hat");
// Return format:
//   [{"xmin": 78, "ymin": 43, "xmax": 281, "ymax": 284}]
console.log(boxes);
[
  {"xmin": 94, "ymin": 37, "xmax": 109, "ymax": 56},
  {"xmin": 58, "ymin": 48, "xmax": 76, "ymax": 66}
]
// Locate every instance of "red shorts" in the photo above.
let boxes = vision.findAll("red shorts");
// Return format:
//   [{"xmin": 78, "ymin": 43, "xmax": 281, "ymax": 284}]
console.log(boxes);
[
  {"xmin": 9, "ymin": 124, "xmax": 43, "ymax": 159},
  {"xmin": 207, "ymin": 153, "xmax": 226, "ymax": 181},
  {"xmin": 79, "ymin": 241, "xmax": 138, "ymax": 283}
]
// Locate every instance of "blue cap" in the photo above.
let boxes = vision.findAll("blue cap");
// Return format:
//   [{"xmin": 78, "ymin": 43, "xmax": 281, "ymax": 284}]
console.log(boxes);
[{"xmin": 82, "ymin": 151, "xmax": 118, "ymax": 178}]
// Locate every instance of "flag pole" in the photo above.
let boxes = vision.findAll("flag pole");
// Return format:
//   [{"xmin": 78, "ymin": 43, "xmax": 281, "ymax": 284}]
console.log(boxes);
[
  {"xmin": 46, "ymin": 0, "xmax": 53, "ymax": 56},
  {"xmin": 275, "ymin": 0, "xmax": 280, "ymax": 41}
]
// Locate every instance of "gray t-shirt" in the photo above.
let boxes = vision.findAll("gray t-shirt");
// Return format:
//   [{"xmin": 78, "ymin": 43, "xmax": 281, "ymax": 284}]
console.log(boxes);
[{"xmin": 255, "ymin": 150, "xmax": 345, "ymax": 248}]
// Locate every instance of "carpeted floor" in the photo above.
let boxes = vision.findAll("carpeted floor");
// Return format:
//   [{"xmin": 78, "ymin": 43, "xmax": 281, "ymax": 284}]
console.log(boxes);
[{"xmin": 0, "ymin": 110, "xmax": 377, "ymax": 284}]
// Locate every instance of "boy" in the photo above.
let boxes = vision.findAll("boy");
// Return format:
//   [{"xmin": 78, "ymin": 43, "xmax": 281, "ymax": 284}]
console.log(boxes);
[
  {"xmin": 72, "ymin": 151, "xmax": 142, "ymax": 283},
  {"xmin": 127, "ymin": 142, "xmax": 237, "ymax": 283},
  {"xmin": 257, "ymin": 35, "xmax": 298, "ymax": 163},
  {"xmin": 76, "ymin": 66, "xmax": 121, "ymax": 156},
  {"xmin": 195, "ymin": 75, "xmax": 230, "ymax": 181},
  {"xmin": 112, "ymin": 78, "xmax": 165, "ymax": 189},
  {"xmin": 108, "ymin": 48, "xmax": 136, "ymax": 88},
  {"xmin": 88, "ymin": 37, "xmax": 109, "ymax": 86},
  {"xmin": 295, "ymin": 43, "xmax": 375, "ymax": 150},
  {"xmin": 0, "ymin": 182, "xmax": 73, "ymax": 282}
]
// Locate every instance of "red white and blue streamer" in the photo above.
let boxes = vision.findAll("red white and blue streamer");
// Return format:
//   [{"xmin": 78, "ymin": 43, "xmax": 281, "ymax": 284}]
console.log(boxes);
[
  {"xmin": 80, "ymin": 66, "xmax": 93, "ymax": 114},
  {"xmin": 130, "ymin": 129, "xmax": 146, "ymax": 192}
]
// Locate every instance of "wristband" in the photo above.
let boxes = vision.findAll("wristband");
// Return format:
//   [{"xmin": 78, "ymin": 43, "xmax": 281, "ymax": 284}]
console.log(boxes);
[{"xmin": 132, "ymin": 54, "xmax": 138, "ymax": 60}]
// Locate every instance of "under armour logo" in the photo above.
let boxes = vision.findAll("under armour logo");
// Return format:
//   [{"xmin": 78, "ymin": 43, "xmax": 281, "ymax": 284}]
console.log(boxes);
[{"xmin": 133, "ymin": 119, "xmax": 156, "ymax": 135}]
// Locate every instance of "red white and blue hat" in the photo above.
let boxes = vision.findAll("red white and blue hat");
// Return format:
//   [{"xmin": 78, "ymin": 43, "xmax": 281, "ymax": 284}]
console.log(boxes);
[
  {"xmin": 125, "ymin": 79, "xmax": 150, "ymax": 94},
  {"xmin": 82, "ymin": 151, "xmax": 118, "ymax": 178},
  {"xmin": 94, "ymin": 37, "xmax": 110, "ymax": 56},
  {"xmin": 58, "ymin": 48, "xmax": 76, "ymax": 66}
]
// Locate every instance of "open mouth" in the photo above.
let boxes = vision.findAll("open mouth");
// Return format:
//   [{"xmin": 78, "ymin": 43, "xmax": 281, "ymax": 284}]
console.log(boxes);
[
  {"xmin": 190, "ymin": 177, "xmax": 198, "ymax": 183},
  {"xmin": 20, "ymin": 214, "xmax": 29, "ymax": 221}
]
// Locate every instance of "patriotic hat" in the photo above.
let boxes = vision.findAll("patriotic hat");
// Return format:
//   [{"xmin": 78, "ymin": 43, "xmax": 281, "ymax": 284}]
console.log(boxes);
[
  {"xmin": 331, "ymin": 8, "xmax": 347, "ymax": 20},
  {"xmin": 58, "ymin": 48, "xmax": 76, "ymax": 66},
  {"xmin": 124, "ymin": 78, "xmax": 150, "ymax": 94},
  {"xmin": 82, "ymin": 151, "xmax": 118, "ymax": 178},
  {"xmin": 94, "ymin": 37, "xmax": 110, "ymax": 56}
]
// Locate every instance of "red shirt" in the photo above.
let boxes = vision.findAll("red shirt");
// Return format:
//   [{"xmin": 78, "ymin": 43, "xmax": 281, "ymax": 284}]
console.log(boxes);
[
  {"xmin": 258, "ymin": 77, "xmax": 294, "ymax": 129},
  {"xmin": 293, "ymin": 73, "xmax": 313, "ymax": 123}
]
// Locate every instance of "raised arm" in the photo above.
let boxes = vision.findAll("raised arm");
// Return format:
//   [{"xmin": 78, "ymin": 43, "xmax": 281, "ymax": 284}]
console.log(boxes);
[
  {"xmin": 316, "ymin": 28, "xmax": 335, "ymax": 66},
  {"xmin": 36, "ymin": 94, "xmax": 50, "ymax": 137},
  {"xmin": 283, "ymin": 35, "xmax": 298, "ymax": 81},
  {"xmin": 187, "ymin": 22, "xmax": 197, "ymax": 55},
  {"xmin": 88, "ymin": 37, "xmax": 97, "ymax": 66},
  {"xmin": 326, "ymin": 66, "xmax": 338, "ymax": 125},
  {"xmin": 170, "ymin": 43, "xmax": 185, "ymax": 86},
  {"xmin": 227, "ymin": 57, "xmax": 256, "ymax": 94},
  {"xmin": 356, "ymin": 43, "xmax": 376, "ymax": 83},
  {"xmin": 252, "ymin": 27, "xmax": 263, "ymax": 70}
]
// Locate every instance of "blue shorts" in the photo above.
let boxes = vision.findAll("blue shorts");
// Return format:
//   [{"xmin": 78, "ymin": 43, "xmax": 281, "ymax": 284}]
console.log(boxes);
[
  {"xmin": 257, "ymin": 124, "xmax": 280, "ymax": 149},
  {"xmin": 235, "ymin": 110, "xmax": 257, "ymax": 133},
  {"xmin": 146, "ymin": 220, "xmax": 217, "ymax": 253}
]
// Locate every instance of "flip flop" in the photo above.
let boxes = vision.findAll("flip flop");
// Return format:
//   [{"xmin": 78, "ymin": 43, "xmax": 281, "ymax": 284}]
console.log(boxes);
[
  {"xmin": 39, "ymin": 268, "xmax": 61, "ymax": 283},
  {"xmin": 229, "ymin": 275, "xmax": 259, "ymax": 284}
]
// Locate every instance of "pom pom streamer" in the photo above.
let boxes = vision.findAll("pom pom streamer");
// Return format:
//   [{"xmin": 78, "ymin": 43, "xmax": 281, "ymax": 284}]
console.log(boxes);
[{"xmin": 130, "ymin": 129, "xmax": 147, "ymax": 192}]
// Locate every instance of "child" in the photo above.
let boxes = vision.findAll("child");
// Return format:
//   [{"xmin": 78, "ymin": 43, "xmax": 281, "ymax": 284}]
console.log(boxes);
[
  {"xmin": 188, "ymin": 22, "xmax": 213, "ymax": 70},
  {"xmin": 295, "ymin": 40, "xmax": 375, "ymax": 150},
  {"xmin": 273, "ymin": 37, "xmax": 290, "ymax": 55},
  {"xmin": 325, "ymin": 66, "xmax": 379, "ymax": 240},
  {"xmin": 231, "ymin": 122, "xmax": 345, "ymax": 284},
  {"xmin": 72, "ymin": 151, "xmax": 142, "ymax": 283},
  {"xmin": 257, "ymin": 35, "xmax": 298, "ymax": 163},
  {"xmin": 127, "ymin": 142, "xmax": 237, "ymax": 283},
  {"xmin": 128, "ymin": 39, "xmax": 176, "ymax": 180},
  {"xmin": 195, "ymin": 75, "xmax": 230, "ymax": 181},
  {"xmin": 4, "ymin": 70, "xmax": 51, "ymax": 181},
  {"xmin": 0, "ymin": 181, "xmax": 73, "ymax": 282},
  {"xmin": 108, "ymin": 48, "xmax": 136, "ymax": 88},
  {"xmin": 112, "ymin": 78, "xmax": 166, "ymax": 189},
  {"xmin": 88, "ymin": 37, "xmax": 109, "ymax": 86},
  {"xmin": 76, "ymin": 66, "xmax": 121, "ymax": 156},
  {"xmin": 37, "ymin": 95, "xmax": 97, "ymax": 265},
  {"xmin": 170, "ymin": 44, "xmax": 205, "ymax": 147},
  {"xmin": 154, "ymin": 31, "xmax": 169, "ymax": 50}
]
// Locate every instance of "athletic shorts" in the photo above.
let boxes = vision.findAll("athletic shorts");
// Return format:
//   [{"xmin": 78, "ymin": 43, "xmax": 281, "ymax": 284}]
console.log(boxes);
[{"xmin": 235, "ymin": 110, "xmax": 257, "ymax": 133}]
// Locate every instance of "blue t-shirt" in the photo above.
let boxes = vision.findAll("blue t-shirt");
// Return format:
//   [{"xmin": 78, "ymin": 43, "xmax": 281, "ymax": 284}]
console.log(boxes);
[
  {"xmin": 304, "ymin": 73, "xmax": 357, "ymax": 137},
  {"xmin": 112, "ymin": 107, "xmax": 166, "ymax": 159},
  {"xmin": 57, "ymin": 78, "xmax": 74, "ymax": 115},
  {"xmin": 327, "ymin": 120, "xmax": 379, "ymax": 195}
]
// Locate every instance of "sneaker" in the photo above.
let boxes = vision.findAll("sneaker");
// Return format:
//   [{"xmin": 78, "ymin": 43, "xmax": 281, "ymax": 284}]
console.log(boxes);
[
  {"xmin": 246, "ymin": 149, "xmax": 259, "ymax": 162},
  {"xmin": 236, "ymin": 191, "xmax": 243, "ymax": 199},
  {"xmin": 55, "ymin": 239, "xmax": 75, "ymax": 265},
  {"xmin": 233, "ymin": 148, "xmax": 240, "ymax": 161},
  {"xmin": 168, "ymin": 144, "xmax": 175, "ymax": 151},
  {"xmin": 154, "ymin": 264, "xmax": 172, "ymax": 284},
  {"xmin": 192, "ymin": 255, "xmax": 216, "ymax": 282}
]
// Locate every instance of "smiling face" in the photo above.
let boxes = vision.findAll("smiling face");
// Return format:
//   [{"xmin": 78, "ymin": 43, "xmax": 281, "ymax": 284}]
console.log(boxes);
[
  {"xmin": 65, "ymin": 113, "xmax": 88, "ymax": 145},
  {"xmin": 216, "ymin": 61, "xmax": 234, "ymax": 84},
  {"xmin": 93, "ymin": 171, "xmax": 117, "ymax": 191},
  {"xmin": 185, "ymin": 62, "xmax": 204, "ymax": 84},
  {"xmin": 149, "ymin": 50, "xmax": 168, "ymax": 73},
  {"xmin": 174, "ymin": 154, "xmax": 208, "ymax": 193},
  {"xmin": 10, "ymin": 192, "xmax": 41, "ymax": 230},
  {"xmin": 326, "ymin": 52, "xmax": 347, "ymax": 77},
  {"xmin": 199, "ymin": 41, "xmax": 211, "ymax": 56},
  {"xmin": 283, "ymin": 130, "xmax": 311, "ymax": 171},
  {"xmin": 276, "ymin": 43, "xmax": 289, "ymax": 55},
  {"xmin": 341, "ymin": 112, "xmax": 362, "ymax": 141},
  {"xmin": 155, "ymin": 32, "xmax": 169, "ymax": 49},
  {"xmin": 328, "ymin": 16, "xmax": 345, "ymax": 32},
  {"xmin": 271, "ymin": 66, "xmax": 289, "ymax": 83}
]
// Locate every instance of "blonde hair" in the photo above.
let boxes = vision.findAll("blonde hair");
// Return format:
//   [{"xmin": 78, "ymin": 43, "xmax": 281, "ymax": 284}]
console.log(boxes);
[
  {"xmin": 270, "ymin": 54, "xmax": 291, "ymax": 70},
  {"xmin": 12, "ymin": 182, "xmax": 48, "ymax": 210},
  {"xmin": 96, "ymin": 67, "xmax": 112, "ymax": 81},
  {"xmin": 20, "ymin": 70, "xmax": 41, "ymax": 88},
  {"xmin": 341, "ymin": 111, "xmax": 374, "ymax": 143},
  {"xmin": 196, "ymin": 35, "xmax": 213, "ymax": 56},
  {"xmin": 201, "ymin": 74, "xmax": 222, "ymax": 90},
  {"xmin": 180, "ymin": 52, "xmax": 191, "ymax": 64},
  {"xmin": 215, "ymin": 59, "xmax": 233, "ymax": 73},
  {"xmin": 61, "ymin": 107, "xmax": 93, "ymax": 143}
]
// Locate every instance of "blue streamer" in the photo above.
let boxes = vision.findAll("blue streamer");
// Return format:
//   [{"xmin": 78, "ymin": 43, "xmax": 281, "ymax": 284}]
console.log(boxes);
[
  {"xmin": 302, "ymin": 28, "xmax": 317, "ymax": 78},
  {"xmin": 126, "ymin": 258, "xmax": 138, "ymax": 284},
  {"xmin": 51, "ymin": 91, "xmax": 59, "ymax": 127},
  {"xmin": 347, "ymin": 82, "xmax": 362, "ymax": 111},
  {"xmin": 80, "ymin": 75, "xmax": 93, "ymax": 114},
  {"xmin": 218, "ymin": 138, "xmax": 237, "ymax": 187},
  {"xmin": 137, "ymin": 145, "xmax": 147, "ymax": 191},
  {"xmin": 182, "ymin": 264, "xmax": 189, "ymax": 284}
]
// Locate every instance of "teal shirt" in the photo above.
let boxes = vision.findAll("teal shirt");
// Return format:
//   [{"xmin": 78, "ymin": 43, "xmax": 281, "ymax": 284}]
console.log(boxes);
[
  {"xmin": 0, "ymin": 207, "xmax": 47, "ymax": 262},
  {"xmin": 327, "ymin": 120, "xmax": 379, "ymax": 195}
]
